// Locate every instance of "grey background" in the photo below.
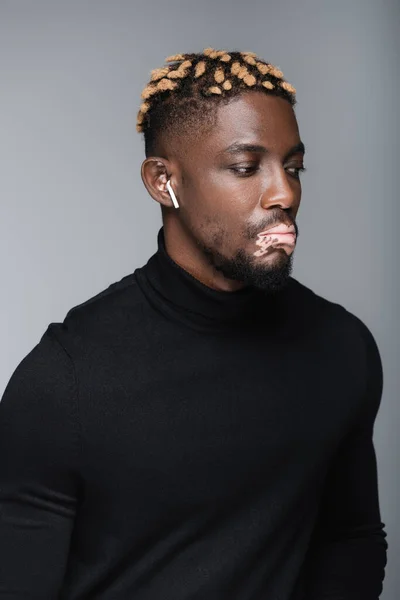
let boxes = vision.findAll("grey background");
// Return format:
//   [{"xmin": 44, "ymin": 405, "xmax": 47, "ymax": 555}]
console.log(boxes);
[{"xmin": 0, "ymin": 0, "xmax": 398, "ymax": 597}]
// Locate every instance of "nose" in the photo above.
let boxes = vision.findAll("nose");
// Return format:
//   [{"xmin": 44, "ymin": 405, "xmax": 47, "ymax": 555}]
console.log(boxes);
[{"xmin": 259, "ymin": 167, "xmax": 297, "ymax": 211}]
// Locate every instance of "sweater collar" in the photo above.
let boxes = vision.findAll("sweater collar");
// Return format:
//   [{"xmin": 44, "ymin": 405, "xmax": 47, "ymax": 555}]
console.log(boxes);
[{"xmin": 135, "ymin": 227, "xmax": 288, "ymax": 332}]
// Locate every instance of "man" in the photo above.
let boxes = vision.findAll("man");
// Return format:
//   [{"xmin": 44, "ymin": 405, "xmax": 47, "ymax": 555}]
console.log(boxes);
[{"xmin": 0, "ymin": 48, "xmax": 387, "ymax": 599}]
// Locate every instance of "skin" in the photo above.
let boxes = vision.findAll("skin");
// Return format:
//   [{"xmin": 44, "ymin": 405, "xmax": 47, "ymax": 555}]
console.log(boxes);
[{"xmin": 141, "ymin": 91, "xmax": 305, "ymax": 293}]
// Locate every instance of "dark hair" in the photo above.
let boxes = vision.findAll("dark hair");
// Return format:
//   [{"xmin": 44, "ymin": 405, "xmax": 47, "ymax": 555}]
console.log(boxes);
[{"xmin": 137, "ymin": 48, "xmax": 297, "ymax": 157}]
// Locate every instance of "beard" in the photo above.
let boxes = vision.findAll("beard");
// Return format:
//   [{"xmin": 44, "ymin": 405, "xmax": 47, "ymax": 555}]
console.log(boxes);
[
  {"xmin": 201, "ymin": 245, "xmax": 294, "ymax": 293},
  {"xmin": 197, "ymin": 217, "xmax": 298, "ymax": 293}
]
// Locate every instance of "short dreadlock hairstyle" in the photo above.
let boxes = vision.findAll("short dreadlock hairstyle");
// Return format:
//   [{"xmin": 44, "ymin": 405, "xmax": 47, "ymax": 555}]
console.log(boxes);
[{"xmin": 136, "ymin": 48, "xmax": 297, "ymax": 157}]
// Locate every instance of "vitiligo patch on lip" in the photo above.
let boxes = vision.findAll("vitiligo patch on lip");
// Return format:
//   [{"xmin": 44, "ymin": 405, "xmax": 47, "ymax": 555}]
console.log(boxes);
[
  {"xmin": 254, "ymin": 233, "xmax": 295, "ymax": 257},
  {"xmin": 254, "ymin": 234, "xmax": 276, "ymax": 257},
  {"xmin": 254, "ymin": 237, "xmax": 275, "ymax": 257}
]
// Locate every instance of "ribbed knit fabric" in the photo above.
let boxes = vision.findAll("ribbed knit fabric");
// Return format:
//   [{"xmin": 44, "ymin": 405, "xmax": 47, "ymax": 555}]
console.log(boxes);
[{"xmin": 0, "ymin": 227, "xmax": 387, "ymax": 599}]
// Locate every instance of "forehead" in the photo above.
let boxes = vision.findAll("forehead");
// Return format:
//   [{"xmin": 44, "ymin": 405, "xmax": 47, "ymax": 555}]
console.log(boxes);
[{"xmin": 194, "ymin": 92, "xmax": 300, "ymax": 158}]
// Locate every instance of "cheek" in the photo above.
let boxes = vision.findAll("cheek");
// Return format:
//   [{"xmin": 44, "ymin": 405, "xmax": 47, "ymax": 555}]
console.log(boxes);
[
  {"xmin": 180, "ymin": 164, "xmax": 265, "ymax": 241},
  {"xmin": 198, "ymin": 171, "xmax": 262, "ymax": 218}
]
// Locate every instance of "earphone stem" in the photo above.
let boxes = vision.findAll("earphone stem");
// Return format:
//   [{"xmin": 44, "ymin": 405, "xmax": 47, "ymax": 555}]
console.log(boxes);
[{"xmin": 166, "ymin": 180, "xmax": 179, "ymax": 209}]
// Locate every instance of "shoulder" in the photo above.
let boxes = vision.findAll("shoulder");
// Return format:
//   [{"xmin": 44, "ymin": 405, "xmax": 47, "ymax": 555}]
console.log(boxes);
[
  {"xmin": 64, "ymin": 270, "xmax": 140, "ymax": 326},
  {"xmin": 3, "ymin": 271, "xmax": 144, "ymax": 392},
  {"xmin": 286, "ymin": 277, "xmax": 381, "ymax": 380},
  {"xmin": 287, "ymin": 277, "xmax": 383, "ymax": 409},
  {"xmin": 286, "ymin": 276, "xmax": 378, "ymax": 343},
  {"xmin": 1, "ymin": 270, "xmax": 144, "ymax": 410},
  {"xmin": 46, "ymin": 270, "xmax": 146, "ymax": 355}
]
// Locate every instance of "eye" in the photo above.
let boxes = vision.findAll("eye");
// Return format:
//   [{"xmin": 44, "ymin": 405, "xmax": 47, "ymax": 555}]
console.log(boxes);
[
  {"xmin": 229, "ymin": 165, "xmax": 259, "ymax": 177},
  {"xmin": 286, "ymin": 166, "xmax": 307, "ymax": 179}
]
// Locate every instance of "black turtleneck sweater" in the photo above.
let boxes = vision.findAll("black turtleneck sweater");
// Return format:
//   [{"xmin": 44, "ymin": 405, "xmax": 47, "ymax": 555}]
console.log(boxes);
[{"xmin": 0, "ymin": 228, "xmax": 387, "ymax": 599}]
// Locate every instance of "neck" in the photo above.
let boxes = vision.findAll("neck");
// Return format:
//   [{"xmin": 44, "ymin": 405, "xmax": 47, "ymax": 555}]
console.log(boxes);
[
  {"xmin": 135, "ymin": 226, "xmax": 273, "ymax": 334},
  {"xmin": 162, "ymin": 217, "xmax": 247, "ymax": 293}
]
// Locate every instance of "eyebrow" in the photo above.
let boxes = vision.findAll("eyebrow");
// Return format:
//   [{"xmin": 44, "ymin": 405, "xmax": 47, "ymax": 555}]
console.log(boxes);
[{"xmin": 220, "ymin": 141, "xmax": 306, "ymax": 162}]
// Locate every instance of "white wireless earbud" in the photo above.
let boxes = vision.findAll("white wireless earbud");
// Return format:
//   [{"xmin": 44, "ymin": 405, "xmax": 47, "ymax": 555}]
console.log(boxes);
[{"xmin": 166, "ymin": 179, "xmax": 179, "ymax": 209}]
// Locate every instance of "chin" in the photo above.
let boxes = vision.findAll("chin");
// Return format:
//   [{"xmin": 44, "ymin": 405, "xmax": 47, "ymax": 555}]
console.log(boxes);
[
  {"xmin": 245, "ymin": 261, "xmax": 293, "ymax": 292},
  {"xmin": 212, "ymin": 247, "xmax": 294, "ymax": 293}
]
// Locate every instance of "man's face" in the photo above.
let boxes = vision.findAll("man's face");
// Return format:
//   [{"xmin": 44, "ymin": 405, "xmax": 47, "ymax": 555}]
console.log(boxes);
[{"xmin": 173, "ymin": 92, "xmax": 305, "ymax": 292}]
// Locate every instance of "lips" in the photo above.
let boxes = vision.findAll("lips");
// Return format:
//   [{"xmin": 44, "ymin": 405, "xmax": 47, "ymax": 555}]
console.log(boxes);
[{"xmin": 259, "ymin": 223, "xmax": 296, "ymax": 236}]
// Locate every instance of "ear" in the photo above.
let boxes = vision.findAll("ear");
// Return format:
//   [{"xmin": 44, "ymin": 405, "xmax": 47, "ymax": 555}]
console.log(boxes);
[{"xmin": 141, "ymin": 157, "xmax": 178, "ymax": 209}]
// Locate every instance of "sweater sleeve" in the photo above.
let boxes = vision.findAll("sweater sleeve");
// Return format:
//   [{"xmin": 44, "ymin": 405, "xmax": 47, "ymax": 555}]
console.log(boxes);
[
  {"xmin": 300, "ymin": 318, "xmax": 388, "ymax": 600},
  {"xmin": 0, "ymin": 326, "xmax": 81, "ymax": 598}
]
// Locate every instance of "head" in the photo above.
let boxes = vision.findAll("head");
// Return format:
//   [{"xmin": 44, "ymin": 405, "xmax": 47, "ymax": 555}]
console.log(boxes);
[{"xmin": 139, "ymin": 48, "xmax": 305, "ymax": 294}]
